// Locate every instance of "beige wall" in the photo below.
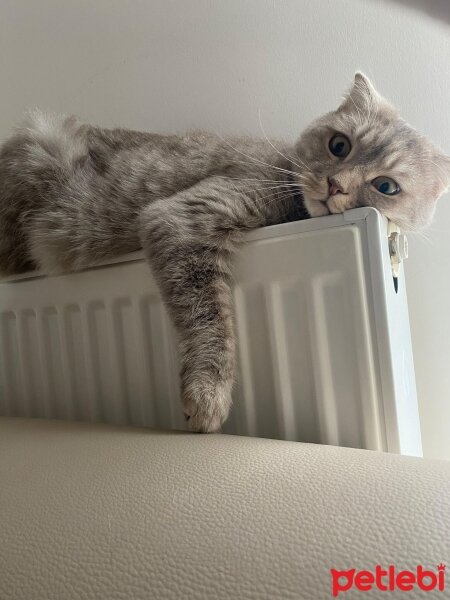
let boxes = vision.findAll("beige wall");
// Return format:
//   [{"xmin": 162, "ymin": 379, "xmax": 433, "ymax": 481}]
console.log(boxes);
[{"xmin": 1, "ymin": 0, "xmax": 449, "ymax": 458}]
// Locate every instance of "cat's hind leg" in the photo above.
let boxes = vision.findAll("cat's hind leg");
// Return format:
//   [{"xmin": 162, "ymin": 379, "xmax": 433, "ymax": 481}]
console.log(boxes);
[
  {"xmin": 139, "ymin": 176, "xmax": 264, "ymax": 432},
  {"xmin": 0, "ymin": 110, "xmax": 90, "ymax": 275}
]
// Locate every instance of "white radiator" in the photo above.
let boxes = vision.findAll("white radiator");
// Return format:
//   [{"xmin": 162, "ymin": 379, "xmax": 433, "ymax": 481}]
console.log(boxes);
[{"xmin": 0, "ymin": 207, "xmax": 422, "ymax": 455}]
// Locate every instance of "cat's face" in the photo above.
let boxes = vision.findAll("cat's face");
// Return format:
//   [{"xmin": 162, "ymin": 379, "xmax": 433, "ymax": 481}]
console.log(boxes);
[{"xmin": 294, "ymin": 73, "xmax": 450, "ymax": 231}]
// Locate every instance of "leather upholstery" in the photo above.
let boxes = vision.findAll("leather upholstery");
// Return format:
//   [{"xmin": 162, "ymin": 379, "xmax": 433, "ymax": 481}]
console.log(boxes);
[{"xmin": 1, "ymin": 417, "xmax": 449, "ymax": 599}]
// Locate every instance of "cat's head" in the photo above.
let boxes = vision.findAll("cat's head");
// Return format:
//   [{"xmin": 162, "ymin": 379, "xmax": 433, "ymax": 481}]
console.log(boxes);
[{"xmin": 294, "ymin": 73, "xmax": 450, "ymax": 231}]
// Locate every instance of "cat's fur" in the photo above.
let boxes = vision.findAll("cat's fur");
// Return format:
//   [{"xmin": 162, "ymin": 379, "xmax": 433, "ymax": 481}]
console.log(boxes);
[{"xmin": 0, "ymin": 73, "xmax": 448, "ymax": 431}]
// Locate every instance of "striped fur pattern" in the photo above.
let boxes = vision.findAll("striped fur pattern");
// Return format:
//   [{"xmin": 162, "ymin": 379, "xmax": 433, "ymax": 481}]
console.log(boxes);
[{"xmin": 0, "ymin": 73, "xmax": 448, "ymax": 431}]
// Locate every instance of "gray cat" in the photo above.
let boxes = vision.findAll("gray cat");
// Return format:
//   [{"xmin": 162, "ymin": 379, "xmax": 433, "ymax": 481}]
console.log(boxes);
[{"xmin": 0, "ymin": 73, "xmax": 448, "ymax": 432}]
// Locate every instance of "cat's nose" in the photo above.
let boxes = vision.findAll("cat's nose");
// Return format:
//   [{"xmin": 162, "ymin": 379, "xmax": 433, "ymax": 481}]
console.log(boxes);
[{"xmin": 328, "ymin": 177, "xmax": 345, "ymax": 196}]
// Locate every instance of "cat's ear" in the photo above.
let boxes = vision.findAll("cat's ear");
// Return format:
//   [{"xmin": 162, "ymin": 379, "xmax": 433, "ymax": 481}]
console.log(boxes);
[
  {"xmin": 338, "ymin": 72, "xmax": 396, "ymax": 116},
  {"xmin": 433, "ymin": 153, "xmax": 450, "ymax": 197}
]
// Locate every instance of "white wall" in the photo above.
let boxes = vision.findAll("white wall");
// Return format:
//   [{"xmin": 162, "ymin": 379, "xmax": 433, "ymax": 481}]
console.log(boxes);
[{"xmin": 1, "ymin": 0, "xmax": 449, "ymax": 459}]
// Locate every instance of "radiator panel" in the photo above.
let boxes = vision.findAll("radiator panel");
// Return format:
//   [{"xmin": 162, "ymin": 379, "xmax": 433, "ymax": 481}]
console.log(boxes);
[{"xmin": 0, "ymin": 208, "xmax": 421, "ymax": 454}]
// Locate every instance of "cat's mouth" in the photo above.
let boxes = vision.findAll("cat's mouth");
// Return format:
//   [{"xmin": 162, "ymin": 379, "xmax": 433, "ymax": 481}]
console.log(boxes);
[
  {"xmin": 300, "ymin": 175, "xmax": 351, "ymax": 215},
  {"xmin": 313, "ymin": 178, "xmax": 348, "ymax": 204}
]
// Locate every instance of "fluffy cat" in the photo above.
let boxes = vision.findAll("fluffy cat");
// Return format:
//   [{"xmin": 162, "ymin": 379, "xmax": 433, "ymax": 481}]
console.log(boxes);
[{"xmin": 0, "ymin": 73, "xmax": 448, "ymax": 432}]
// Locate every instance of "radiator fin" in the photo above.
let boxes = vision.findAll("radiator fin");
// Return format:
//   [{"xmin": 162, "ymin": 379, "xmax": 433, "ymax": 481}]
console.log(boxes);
[{"xmin": 0, "ymin": 220, "xmax": 411, "ymax": 451}]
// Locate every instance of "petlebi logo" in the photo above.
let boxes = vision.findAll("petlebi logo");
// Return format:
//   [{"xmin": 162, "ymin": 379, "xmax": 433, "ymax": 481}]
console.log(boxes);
[{"xmin": 330, "ymin": 564, "xmax": 446, "ymax": 596}]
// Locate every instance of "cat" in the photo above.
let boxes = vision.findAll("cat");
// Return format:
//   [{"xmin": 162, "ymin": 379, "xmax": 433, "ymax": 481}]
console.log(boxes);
[{"xmin": 0, "ymin": 73, "xmax": 448, "ymax": 432}]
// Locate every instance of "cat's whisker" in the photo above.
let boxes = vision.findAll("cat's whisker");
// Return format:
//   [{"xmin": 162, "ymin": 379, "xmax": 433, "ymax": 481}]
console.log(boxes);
[
  {"xmin": 296, "ymin": 173, "xmax": 317, "ymax": 188},
  {"xmin": 420, "ymin": 158, "xmax": 448, "ymax": 190},
  {"xmin": 244, "ymin": 182, "xmax": 301, "ymax": 201},
  {"xmin": 212, "ymin": 130, "xmax": 299, "ymax": 180},
  {"xmin": 287, "ymin": 154, "xmax": 311, "ymax": 172},
  {"xmin": 220, "ymin": 179, "xmax": 301, "ymax": 201},
  {"xmin": 221, "ymin": 179, "xmax": 306, "ymax": 206},
  {"xmin": 410, "ymin": 230, "xmax": 435, "ymax": 250},
  {"xmin": 216, "ymin": 175, "xmax": 300, "ymax": 188},
  {"xmin": 217, "ymin": 176, "xmax": 283, "ymax": 184},
  {"xmin": 254, "ymin": 187, "xmax": 301, "ymax": 210},
  {"xmin": 230, "ymin": 156, "xmax": 298, "ymax": 181},
  {"xmin": 257, "ymin": 109, "xmax": 309, "ymax": 173},
  {"xmin": 246, "ymin": 183, "xmax": 293, "ymax": 203}
]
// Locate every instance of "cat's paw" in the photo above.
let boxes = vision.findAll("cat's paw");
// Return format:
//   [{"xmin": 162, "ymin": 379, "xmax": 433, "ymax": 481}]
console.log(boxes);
[{"xmin": 182, "ymin": 383, "xmax": 232, "ymax": 433}]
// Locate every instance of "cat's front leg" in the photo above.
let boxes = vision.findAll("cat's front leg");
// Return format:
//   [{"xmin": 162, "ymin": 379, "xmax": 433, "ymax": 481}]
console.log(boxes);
[{"xmin": 139, "ymin": 177, "xmax": 263, "ymax": 432}]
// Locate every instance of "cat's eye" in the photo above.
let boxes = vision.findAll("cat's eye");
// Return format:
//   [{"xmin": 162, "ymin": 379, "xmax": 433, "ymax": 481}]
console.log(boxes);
[
  {"xmin": 328, "ymin": 134, "xmax": 351, "ymax": 158},
  {"xmin": 371, "ymin": 176, "xmax": 401, "ymax": 196}
]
